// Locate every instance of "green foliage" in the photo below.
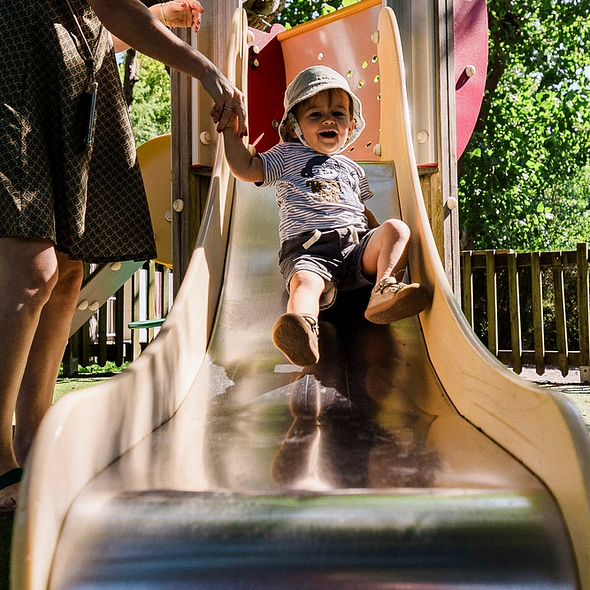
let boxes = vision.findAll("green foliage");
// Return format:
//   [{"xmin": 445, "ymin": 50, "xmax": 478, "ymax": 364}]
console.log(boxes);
[
  {"xmin": 119, "ymin": 54, "xmax": 171, "ymax": 146},
  {"xmin": 459, "ymin": 0, "xmax": 590, "ymax": 251},
  {"xmin": 276, "ymin": 0, "xmax": 346, "ymax": 28}
]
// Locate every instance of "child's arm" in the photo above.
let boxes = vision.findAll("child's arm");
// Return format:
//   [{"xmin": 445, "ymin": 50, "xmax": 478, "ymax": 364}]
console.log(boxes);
[
  {"xmin": 364, "ymin": 205, "xmax": 380, "ymax": 229},
  {"xmin": 219, "ymin": 110, "xmax": 264, "ymax": 183}
]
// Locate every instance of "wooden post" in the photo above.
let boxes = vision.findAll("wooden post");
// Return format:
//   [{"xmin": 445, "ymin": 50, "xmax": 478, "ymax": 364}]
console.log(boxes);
[
  {"xmin": 387, "ymin": 0, "xmax": 460, "ymax": 295},
  {"xmin": 551, "ymin": 252, "xmax": 569, "ymax": 377},
  {"xmin": 507, "ymin": 252, "xmax": 522, "ymax": 374},
  {"xmin": 485, "ymin": 250, "xmax": 498, "ymax": 356},
  {"xmin": 577, "ymin": 243, "xmax": 590, "ymax": 382},
  {"xmin": 530, "ymin": 251, "xmax": 546, "ymax": 376},
  {"xmin": 435, "ymin": 0, "xmax": 460, "ymax": 296},
  {"xmin": 170, "ymin": 25, "xmax": 195, "ymax": 295},
  {"xmin": 170, "ymin": 1, "xmax": 239, "ymax": 294}
]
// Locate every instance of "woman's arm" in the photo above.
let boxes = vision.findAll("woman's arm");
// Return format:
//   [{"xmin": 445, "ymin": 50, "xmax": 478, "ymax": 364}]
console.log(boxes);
[
  {"xmin": 111, "ymin": 1, "xmax": 204, "ymax": 52},
  {"xmin": 90, "ymin": 0, "xmax": 246, "ymax": 134}
]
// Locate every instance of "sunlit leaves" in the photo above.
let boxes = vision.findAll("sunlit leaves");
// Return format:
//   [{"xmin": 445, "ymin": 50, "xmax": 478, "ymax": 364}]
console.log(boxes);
[{"xmin": 459, "ymin": 0, "xmax": 590, "ymax": 251}]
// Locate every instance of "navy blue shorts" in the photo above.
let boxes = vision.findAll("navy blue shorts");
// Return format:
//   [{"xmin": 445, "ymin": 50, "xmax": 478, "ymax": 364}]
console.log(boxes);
[{"xmin": 278, "ymin": 227, "xmax": 377, "ymax": 309}]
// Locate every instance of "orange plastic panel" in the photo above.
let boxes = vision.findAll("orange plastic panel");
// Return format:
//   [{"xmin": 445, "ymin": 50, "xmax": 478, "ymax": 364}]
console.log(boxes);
[{"xmin": 278, "ymin": 0, "xmax": 382, "ymax": 161}]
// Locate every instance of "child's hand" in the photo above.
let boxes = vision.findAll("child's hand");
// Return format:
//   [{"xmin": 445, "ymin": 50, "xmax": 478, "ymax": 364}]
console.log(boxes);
[
  {"xmin": 163, "ymin": 1, "xmax": 204, "ymax": 33},
  {"xmin": 210, "ymin": 104, "xmax": 245, "ymax": 137}
]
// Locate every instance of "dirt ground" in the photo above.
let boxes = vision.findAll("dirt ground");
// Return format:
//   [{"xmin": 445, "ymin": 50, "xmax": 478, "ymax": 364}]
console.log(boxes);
[{"xmin": 517, "ymin": 365, "xmax": 590, "ymax": 431}]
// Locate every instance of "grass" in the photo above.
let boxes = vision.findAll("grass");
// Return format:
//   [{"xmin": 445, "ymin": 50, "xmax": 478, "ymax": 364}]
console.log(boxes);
[{"xmin": 54, "ymin": 361, "xmax": 128, "ymax": 402}]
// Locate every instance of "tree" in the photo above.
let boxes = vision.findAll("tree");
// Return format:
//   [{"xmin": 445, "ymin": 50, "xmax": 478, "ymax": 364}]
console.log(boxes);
[
  {"xmin": 459, "ymin": 0, "xmax": 590, "ymax": 251},
  {"xmin": 275, "ymin": 0, "xmax": 345, "ymax": 27},
  {"xmin": 121, "ymin": 55, "xmax": 172, "ymax": 146}
]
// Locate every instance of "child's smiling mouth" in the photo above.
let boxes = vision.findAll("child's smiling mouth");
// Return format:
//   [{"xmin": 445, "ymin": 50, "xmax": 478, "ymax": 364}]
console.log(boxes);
[{"xmin": 320, "ymin": 130, "xmax": 338, "ymax": 138}]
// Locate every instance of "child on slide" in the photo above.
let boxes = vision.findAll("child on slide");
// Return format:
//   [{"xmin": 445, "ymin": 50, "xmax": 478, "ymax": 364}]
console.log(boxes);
[{"xmin": 219, "ymin": 65, "xmax": 429, "ymax": 366}]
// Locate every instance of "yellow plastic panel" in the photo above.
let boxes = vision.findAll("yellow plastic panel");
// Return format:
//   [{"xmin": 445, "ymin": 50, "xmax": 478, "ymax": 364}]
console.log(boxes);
[{"xmin": 136, "ymin": 134, "xmax": 172, "ymax": 267}]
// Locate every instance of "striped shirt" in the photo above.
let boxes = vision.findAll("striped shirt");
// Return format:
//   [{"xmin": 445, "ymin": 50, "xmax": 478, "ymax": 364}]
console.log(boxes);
[{"xmin": 258, "ymin": 142, "xmax": 373, "ymax": 243}]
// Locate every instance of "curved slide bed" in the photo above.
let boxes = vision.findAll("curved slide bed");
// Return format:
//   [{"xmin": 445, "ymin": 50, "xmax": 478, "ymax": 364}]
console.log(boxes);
[{"xmin": 11, "ymin": 4, "xmax": 590, "ymax": 589}]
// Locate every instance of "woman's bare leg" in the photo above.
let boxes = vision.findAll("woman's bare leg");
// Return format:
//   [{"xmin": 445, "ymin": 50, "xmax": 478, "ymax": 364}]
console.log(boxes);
[
  {"xmin": 0, "ymin": 238, "xmax": 60, "ymax": 508},
  {"xmin": 14, "ymin": 252, "xmax": 83, "ymax": 464},
  {"xmin": 0, "ymin": 238, "xmax": 83, "ymax": 509}
]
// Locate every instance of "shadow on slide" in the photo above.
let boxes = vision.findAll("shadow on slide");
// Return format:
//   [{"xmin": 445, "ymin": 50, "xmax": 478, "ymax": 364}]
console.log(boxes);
[{"xmin": 11, "ymin": 4, "xmax": 590, "ymax": 589}]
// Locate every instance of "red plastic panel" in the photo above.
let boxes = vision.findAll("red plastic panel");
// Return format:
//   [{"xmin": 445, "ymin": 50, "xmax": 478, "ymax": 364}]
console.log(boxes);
[
  {"xmin": 454, "ymin": 0, "xmax": 488, "ymax": 157},
  {"xmin": 247, "ymin": 24, "xmax": 287, "ymax": 153}
]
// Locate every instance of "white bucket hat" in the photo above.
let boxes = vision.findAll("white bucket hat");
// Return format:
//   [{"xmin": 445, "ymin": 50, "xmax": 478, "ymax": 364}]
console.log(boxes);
[{"xmin": 278, "ymin": 65, "xmax": 365, "ymax": 151}]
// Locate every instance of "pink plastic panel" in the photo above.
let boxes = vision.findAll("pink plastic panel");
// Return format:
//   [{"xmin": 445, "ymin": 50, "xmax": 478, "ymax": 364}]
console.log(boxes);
[
  {"xmin": 278, "ymin": 0, "xmax": 382, "ymax": 161},
  {"xmin": 454, "ymin": 0, "xmax": 488, "ymax": 157}
]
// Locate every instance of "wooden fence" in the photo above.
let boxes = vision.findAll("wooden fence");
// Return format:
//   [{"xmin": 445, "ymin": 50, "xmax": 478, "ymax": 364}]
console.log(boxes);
[
  {"xmin": 66, "ymin": 244, "xmax": 590, "ymax": 381},
  {"xmin": 461, "ymin": 243, "xmax": 590, "ymax": 379},
  {"xmin": 63, "ymin": 262, "xmax": 172, "ymax": 376}
]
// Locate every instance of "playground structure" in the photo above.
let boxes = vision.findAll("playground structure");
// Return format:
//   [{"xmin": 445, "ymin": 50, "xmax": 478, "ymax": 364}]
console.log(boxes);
[{"xmin": 10, "ymin": 1, "xmax": 590, "ymax": 589}]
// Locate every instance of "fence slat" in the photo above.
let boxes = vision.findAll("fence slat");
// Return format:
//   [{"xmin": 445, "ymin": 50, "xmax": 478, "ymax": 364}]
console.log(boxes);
[
  {"xmin": 530, "ymin": 252, "xmax": 545, "ymax": 376},
  {"xmin": 147, "ymin": 261, "xmax": 156, "ymax": 342},
  {"xmin": 98, "ymin": 305, "xmax": 107, "ymax": 366},
  {"xmin": 577, "ymin": 243, "xmax": 590, "ymax": 370},
  {"xmin": 162, "ymin": 266, "xmax": 171, "ymax": 320},
  {"xmin": 131, "ymin": 270, "xmax": 142, "ymax": 360},
  {"xmin": 62, "ymin": 332, "xmax": 79, "ymax": 378},
  {"xmin": 507, "ymin": 252, "xmax": 522, "ymax": 374},
  {"xmin": 551, "ymin": 252, "xmax": 569, "ymax": 377},
  {"xmin": 114, "ymin": 286, "xmax": 124, "ymax": 366},
  {"xmin": 461, "ymin": 251, "xmax": 473, "ymax": 326},
  {"xmin": 80, "ymin": 320, "xmax": 90, "ymax": 368},
  {"xmin": 485, "ymin": 251, "xmax": 498, "ymax": 356}
]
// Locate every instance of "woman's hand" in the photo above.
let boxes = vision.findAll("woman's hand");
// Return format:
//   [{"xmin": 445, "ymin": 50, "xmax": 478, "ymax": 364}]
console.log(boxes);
[
  {"xmin": 204, "ymin": 73, "xmax": 248, "ymax": 137},
  {"xmin": 161, "ymin": 1, "xmax": 204, "ymax": 33}
]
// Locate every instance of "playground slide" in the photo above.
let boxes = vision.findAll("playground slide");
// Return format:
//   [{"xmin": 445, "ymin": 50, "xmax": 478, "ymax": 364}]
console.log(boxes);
[{"xmin": 11, "ymin": 4, "xmax": 590, "ymax": 589}]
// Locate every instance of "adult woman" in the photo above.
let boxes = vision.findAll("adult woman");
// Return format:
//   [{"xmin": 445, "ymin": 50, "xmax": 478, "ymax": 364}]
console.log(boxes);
[{"xmin": 0, "ymin": 0, "xmax": 246, "ymax": 512}]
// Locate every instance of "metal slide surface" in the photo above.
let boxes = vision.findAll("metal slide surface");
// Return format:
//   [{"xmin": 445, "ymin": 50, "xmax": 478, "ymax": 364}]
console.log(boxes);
[
  {"xmin": 47, "ymin": 167, "xmax": 576, "ymax": 589},
  {"xmin": 13, "ymin": 6, "xmax": 590, "ymax": 589}
]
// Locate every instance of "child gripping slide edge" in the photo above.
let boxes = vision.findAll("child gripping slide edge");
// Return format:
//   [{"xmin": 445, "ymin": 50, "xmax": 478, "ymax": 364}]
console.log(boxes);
[{"xmin": 219, "ymin": 65, "xmax": 430, "ymax": 366}]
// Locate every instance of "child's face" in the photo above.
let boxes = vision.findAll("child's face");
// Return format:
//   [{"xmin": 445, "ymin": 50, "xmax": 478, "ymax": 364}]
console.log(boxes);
[{"xmin": 288, "ymin": 89, "xmax": 355, "ymax": 155}]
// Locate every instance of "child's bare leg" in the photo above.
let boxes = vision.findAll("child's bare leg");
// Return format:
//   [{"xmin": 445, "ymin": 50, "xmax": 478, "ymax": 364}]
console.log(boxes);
[
  {"xmin": 273, "ymin": 270, "xmax": 325, "ymax": 366},
  {"xmin": 362, "ymin": 220, "xmax": 429, "ymax": 324},
  {"xmin": 361, "ymin": 218, "xmax": 411, "ymax": 281},
  {"xmin": 286, "ymin": 270, "xmax": 325, "ymax": 317}
]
